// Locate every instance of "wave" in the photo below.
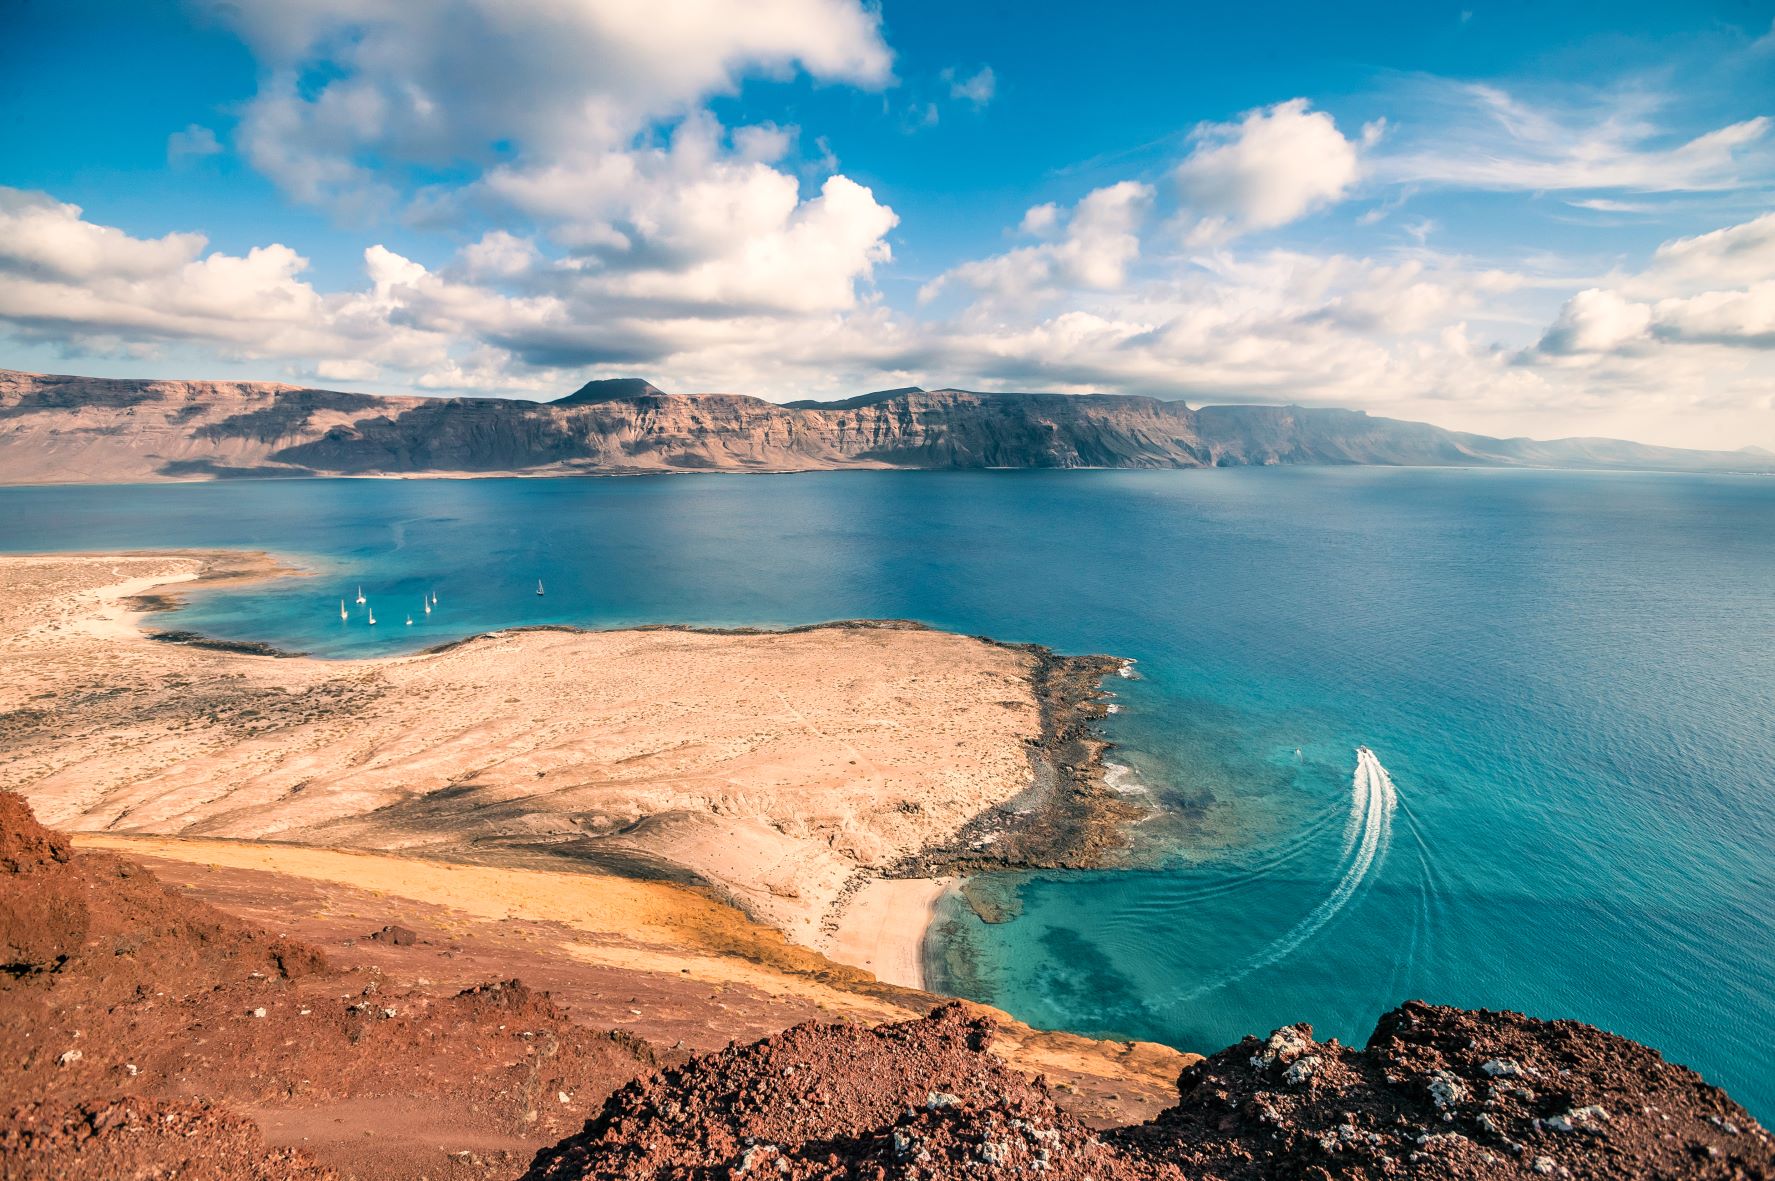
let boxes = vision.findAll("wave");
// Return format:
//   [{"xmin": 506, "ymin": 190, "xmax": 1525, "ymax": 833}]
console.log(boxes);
[
  {"xmin": 1172, "ymin": 745, "xmax": 1397, "ymax": 1002},
  {"xmin": 1102, "ymin": 761, "xmax": 1151, "ymax": 797}
]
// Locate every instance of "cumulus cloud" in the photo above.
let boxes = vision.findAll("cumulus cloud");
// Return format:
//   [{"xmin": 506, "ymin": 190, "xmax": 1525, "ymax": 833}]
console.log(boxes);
[
  {"xmin": 0, "ymin": 189, "xmax": 337, "ymax": 354},
  {"xmin": 0, "ymin": 189, "xmax": 208, "ymax": 282},
  {"xmin": 1531, "ymin": 212, "xmax": 1775, "ymax": 358},
  {"xmin": 920, "ymin": 182, "xmax": 1151, "ymax": 306},
  {"xmin": 0, "ymin": 183, "xmax": 891, "ymax": 389},
  {"xmin": 1536, "ymin": 289, "xmax": 1654, "ymax": 355},
  {"xmin": 176, "ymin": 0, "xmax": 904, "ymax": 356},
  {"xmin": 1653, "ymin": 285, "xmax": 1775, "ymax": 348},
  {"xmin": 1644, "ymin": 211, "xmax": 1775, "ymax": 288},
  {"xmin": 205, "ymin": 0, "xmax": 893, "ymax": 210},
  {"xmin": 1172, "ymin": 99, "xmax": 1369, "ymax": 241},
  {"xmin": 477, "ymin": 114, "xmax": 897, "ymax": 316}
]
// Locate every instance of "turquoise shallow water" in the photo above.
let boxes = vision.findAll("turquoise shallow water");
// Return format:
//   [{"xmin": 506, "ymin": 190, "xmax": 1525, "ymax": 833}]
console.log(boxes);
[{"xmin": 2, "ymin": 468, "xmax": 1771, "ymax": 1119}]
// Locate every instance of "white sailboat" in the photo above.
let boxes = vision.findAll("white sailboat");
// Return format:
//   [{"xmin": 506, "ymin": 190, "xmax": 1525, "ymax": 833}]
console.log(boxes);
[
  {"xmin": 367, "ymin": 608, "xmax": 377, "ymax": 626},
  {"xmin": 431, "ymin": 590, "xmax": 438, "ymax": 606},
  {"xmin": 422, "ymin": 597, "xmax": 431, "ymax": 615},
  {"xmin": 536, "ymin": 579, "xmax": 545, "ymax": 596},
  {"xmin": 355, "ymin": 586, "xmax": 366, "ymax": 605},
  {"xmin": 339, "ymin": 599, "xmax": 348, "ymax": 621},
  {"xmin": 405, "ymin": 614, "xmax": 414, "ymax": 626}
]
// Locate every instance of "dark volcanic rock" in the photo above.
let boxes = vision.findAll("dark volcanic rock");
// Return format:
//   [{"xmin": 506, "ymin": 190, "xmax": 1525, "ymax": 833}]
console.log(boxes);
[
  {"xmin": 0, "ymin": 792, "xmax": 86, "ymax": 975},
  {"xmin": 527, "ymin": 1001, "xmax": 1774, "ymax": 1180},
  {"xmin": 1114, "ymin": 1000, "xmax": 1774, "ymax": 1179},
  {"xmin": 554, "ymin": 378, "xmax": 667, "ymax": 405}
]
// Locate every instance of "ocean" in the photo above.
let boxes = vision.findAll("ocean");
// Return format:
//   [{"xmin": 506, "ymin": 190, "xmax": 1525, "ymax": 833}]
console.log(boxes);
[{"xmin": 3, "ymin": 467, "xmax": 1771, "ymax": 1119}]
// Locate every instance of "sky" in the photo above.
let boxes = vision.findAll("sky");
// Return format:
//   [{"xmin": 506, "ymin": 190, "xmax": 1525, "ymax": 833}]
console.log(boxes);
[{"xmin": 2, "ymin": 0, "xmax": 1774, "ymax": 449}]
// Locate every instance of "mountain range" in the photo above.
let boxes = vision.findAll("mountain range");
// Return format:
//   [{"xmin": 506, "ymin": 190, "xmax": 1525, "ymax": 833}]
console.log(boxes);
[{"xmin": 2, "ymin": 367, "xmax": 1769, "ymax": 483}]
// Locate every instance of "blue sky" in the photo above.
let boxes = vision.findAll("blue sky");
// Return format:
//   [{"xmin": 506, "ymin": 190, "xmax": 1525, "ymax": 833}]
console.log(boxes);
[{"xmin": 3, "ymin": 0, "xmax": 1774, "ymax": 447}]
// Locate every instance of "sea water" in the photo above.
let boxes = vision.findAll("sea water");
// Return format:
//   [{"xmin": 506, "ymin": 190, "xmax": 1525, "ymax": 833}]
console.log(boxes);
[{"xmin": 2, "ymin": 467, "xmax": 1770, "ymax": 1119}]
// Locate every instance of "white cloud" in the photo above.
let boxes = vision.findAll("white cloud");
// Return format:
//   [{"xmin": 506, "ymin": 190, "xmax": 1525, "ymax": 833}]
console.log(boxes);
[
  {"xmin": 481, "ymin": 113, "xmax": 897, "ymax": 315},
  {"xmin": 9, "ymin": 181, "xmax": 1775, "ymax": 447},
  {"xmin": 458, "ymin": 230, "xmax": 543, "ymax": 282},
  {"xmin": 166, "ymin": 124, "xmax": 223, "ymax": 165},
  {"xmin": 921, "ymin": 182, "xmax": 1151, "ymax": 306},
  {"xmin": 206, "ymin": 0, "xmax": 893, "ymax": 210},
  {"xmin": 1018, "ymin": 203, "xmax": 1061, "ymax": 237},
  {"xmin": 1643, "ymin": 211, "xmax": 1775, "ymax": 289},
  {"xmin": 0, "ymin": 189, "xmax": 494, "ymax": 379},
  {"xmin": 0, "ymin": 190, "xmax": 207, "ymax": 281},
  {"xmin": 196, "ymin": 0, "xmax": 908, "ymax": 327},
  {"xmin": 1653, "ymin": 284, "xmax": 1775, "ymax": 347},
  {"xmin": 732, "ymin": 122, "xmax": 798, "ymax": 164},
  {"xmin": 1375, "ymin": 79, "xmax": 1774, "ymax": 193},
  {"xmin": 1533, "ymin": 213, "xmax": 1775, "ymax": 356},
  {"xmin": 1537, "ymin": 288, "xmax": 1654, "ymax": 354},
  {"xmin": 0, "ymin": 182, "xmax": 893, "ymax": 388},
  {"xmin": 1172, "ymin": 99, "xmax": 1366, "ymax": 241},
  {"xmin": 945, "ymin": 65, "xmax": 996, "ymax": 107}
]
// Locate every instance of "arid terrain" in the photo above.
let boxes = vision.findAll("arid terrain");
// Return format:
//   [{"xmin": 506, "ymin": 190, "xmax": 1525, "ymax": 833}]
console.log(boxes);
[
  {"xmin": 3, "ymin": 793, "xmax": 1768, "ymax": 1179},
  {"xmin": 0, "ymin": 551, "xmax": 1123, "ymax": 967}
]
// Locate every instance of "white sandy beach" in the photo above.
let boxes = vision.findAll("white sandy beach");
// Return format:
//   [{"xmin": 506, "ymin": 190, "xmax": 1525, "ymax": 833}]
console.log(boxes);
[{"xmin": 820, "ymin": 877, "xmax": 954, "ymax": 990}]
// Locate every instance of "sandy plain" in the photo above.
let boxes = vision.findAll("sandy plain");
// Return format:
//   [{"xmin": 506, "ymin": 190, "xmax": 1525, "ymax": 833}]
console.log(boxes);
[{"xmin": 0, "ymin": 550, "xmax": 1072, "ymax": 984}]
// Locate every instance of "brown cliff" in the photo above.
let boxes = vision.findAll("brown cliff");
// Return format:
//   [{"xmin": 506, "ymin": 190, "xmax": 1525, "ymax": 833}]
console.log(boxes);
[{"xmin": 3, "ymin": 368, "xmax": 1769, "ymax": 483}]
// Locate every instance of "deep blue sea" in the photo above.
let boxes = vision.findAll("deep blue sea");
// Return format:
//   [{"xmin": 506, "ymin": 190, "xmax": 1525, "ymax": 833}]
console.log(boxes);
[{"xmin": 3, "ymin": 468, "xmax": 1771, "ymax": 1119}]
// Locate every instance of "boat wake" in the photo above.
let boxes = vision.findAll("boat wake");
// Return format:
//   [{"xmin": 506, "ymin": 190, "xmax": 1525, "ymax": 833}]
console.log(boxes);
[{"xmin": 1172, "ymin": 745, "xmax": 1398, "ymax": 1002}]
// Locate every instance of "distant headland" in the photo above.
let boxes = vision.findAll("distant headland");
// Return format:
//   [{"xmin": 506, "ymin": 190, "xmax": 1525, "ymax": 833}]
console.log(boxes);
[{"xmin": 2, "ymin": 367, "xmax": 1770, "ymax": 484}]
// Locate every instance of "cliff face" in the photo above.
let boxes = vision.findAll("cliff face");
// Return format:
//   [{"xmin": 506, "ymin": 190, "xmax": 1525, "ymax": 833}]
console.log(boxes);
[{"xmin": 2, "ymin": 368, "xmax": 1769, "ymax": 483}]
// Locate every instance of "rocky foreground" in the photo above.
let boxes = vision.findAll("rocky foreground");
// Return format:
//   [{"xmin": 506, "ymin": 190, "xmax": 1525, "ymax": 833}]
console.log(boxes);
[
  {"xmin": 4, "ymin": 368, "xmax": 1771, "ymax": 484},
  {"xmin": 2, "ymin": 792, "xmax": 1769, "ymax": 1180}
]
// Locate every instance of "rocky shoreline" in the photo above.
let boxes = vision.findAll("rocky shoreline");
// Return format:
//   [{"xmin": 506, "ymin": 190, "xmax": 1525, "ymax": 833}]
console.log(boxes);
[
  {"xmin": 2, "ymin": 552, "xmax": 1079, "ymax": 956},
  {"xmin": 37, "ymin": 550, "xmax": 1149, "ymax": 996},
  {"xmin": 893, "ymin": 644, "xmax": 1141, "ymax": 882},
  {"xmin": 128, "ymin": 571, "xmax": 1148, "ymax": 930}
]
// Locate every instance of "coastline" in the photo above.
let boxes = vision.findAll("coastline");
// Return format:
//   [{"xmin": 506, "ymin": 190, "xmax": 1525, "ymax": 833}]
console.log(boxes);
[
  {"xmin": 0, "ymin": 549, "xmax": 1133, "ymax": 992},
  {"xmin": 819, "ymin": 875, "xmax": 953, "ymax": 991}
]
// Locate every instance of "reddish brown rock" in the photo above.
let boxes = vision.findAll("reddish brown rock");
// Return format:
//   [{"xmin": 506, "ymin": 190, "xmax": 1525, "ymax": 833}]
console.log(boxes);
[
  {"xmin": 521, "ymin": 1004, "xmax": 1167, "ymax": 1181},
  {"xmin": 0, "ymin": 793, "xmax": 88, "ymax": 975},
  {"xmin": 0, "ymin": 1097, "xmax": 339, "ymax": 1180},
  {"xmin": 0, "ymin": 792, "xmax": 658, "ymax": 1180},
  {"xmin": 526, "ymin": 1001, "xmax": 1774, "ymax": 1180}
]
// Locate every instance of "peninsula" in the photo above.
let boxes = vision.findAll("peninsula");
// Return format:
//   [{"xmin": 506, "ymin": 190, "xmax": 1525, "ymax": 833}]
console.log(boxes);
[{"xmin": 0, "ymin": 551, "xmax": 1125, "ymax": 977}]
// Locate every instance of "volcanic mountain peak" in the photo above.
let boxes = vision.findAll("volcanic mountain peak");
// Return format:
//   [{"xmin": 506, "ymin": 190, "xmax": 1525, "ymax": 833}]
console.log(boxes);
[{"xmin": 550, "ymin": 377, "xmax": 667, "ymax": 405}]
